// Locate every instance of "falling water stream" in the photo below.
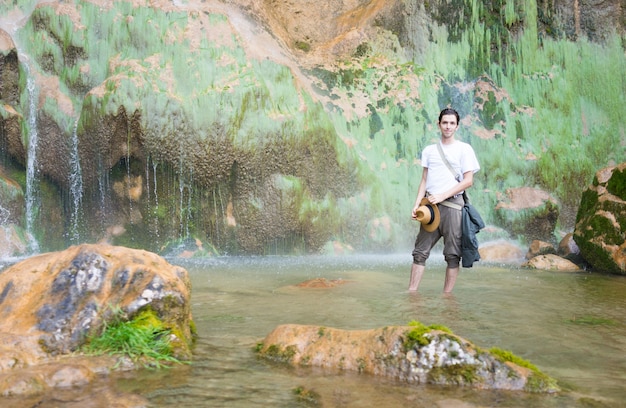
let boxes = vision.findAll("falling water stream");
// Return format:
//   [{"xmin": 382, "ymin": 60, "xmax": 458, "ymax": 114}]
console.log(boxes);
[
  {"xmin": 108, "ymin": 254, "xmax": 624, "ymax": 407},
  {"xmin": 23, "ymin": 62, "xmax": 40, "ymax": 253},
  {"xmin": 69, "ymin": 116, "xmax": 84, "ymax": 243}
]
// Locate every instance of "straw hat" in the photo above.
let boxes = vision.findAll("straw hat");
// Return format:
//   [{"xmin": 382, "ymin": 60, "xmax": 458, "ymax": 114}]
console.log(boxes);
[{"xmin": 414, "ymin": 198, "xmax": 440, "ymax": 232}]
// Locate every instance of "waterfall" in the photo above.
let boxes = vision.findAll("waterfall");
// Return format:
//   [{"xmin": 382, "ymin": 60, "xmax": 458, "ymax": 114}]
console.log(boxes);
[
  {"xmin": 0, "ymin": 203, "xmax": 9, "ymax": 226},
  {"xmin": 153, "ymin": 160, "xmax": 161, "ymax": 241},
  {"xmin": 179, "ymin": 173, "xmax": 191, "ymax": 239},
  {"xmin": 146, "ymin": 158, "xmax": 160, "ymax": 240},
  {"xmin": 0, "ymin": 203, "xmax": 10, "ymax": 261},
  {"xmin": 0, "ymin": 205, "xmax": 7, "ymax": 224},
  {"xmin": 68, "ymin": 116, "xmax": 83, "ymax": 243},
  {"xmin": 23, "ymin": 62, "xmax": 40, "ymax": 253}
]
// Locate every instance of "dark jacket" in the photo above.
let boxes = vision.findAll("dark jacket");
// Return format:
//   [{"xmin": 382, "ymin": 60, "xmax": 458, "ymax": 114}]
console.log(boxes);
[{"xmin": 461, "ymin": 203, "xmax": 485, "ymax": 268}]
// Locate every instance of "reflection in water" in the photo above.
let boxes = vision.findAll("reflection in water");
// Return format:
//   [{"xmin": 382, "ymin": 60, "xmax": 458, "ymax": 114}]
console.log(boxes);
[{"xmin": 121, "ymin": 255, "xmax": 624, "ymax": 407}]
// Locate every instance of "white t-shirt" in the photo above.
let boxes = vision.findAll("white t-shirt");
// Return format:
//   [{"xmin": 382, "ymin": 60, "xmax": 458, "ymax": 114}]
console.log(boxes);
[{"xmin": 421, "ymin": 140, "xmax": 480, "ymax": 195}]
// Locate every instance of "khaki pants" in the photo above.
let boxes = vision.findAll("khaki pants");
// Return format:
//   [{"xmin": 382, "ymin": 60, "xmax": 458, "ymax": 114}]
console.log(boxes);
[{"xmin": 411, "ymin": 195, "xmax": 464, "ymax": 268}]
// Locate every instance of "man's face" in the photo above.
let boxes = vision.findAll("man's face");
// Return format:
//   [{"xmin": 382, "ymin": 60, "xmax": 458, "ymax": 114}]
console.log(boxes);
[{"xmin": 438, "ymin": 114, "xmax": 458, "ymax": 139}]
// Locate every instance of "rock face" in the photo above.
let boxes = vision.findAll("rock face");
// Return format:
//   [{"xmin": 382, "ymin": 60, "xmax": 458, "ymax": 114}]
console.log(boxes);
[
  {"xmin": 574, "ymin": 163, "xmax": 626, "ymax": 275},
  {"xmin": 0, "ymin": 244, "xmax": 195, "ymax": 359},
  {"xmin": 557, "ymin": 232, "xmax": 584, "ymax": 265},
  {"xmin": 0, "ymin": 172, "xmax": 30, "ymax": 258},
  {"xmin": 525, "ymin": 239, "xmax": 557, "ymax": 259},
  {"xmin": 0, "ymin": 29, "xmax": 20, "ymax": 106},
  {"xmin": 0, "ymin": 28, "xmax": 24, "ymax": 165},
  {"xmin": 0, "ymin": 1, "xmax": 624, "ymax": 256},
  {"xmin": 495, "ymin": 187, "xmax": 560, "ymax": 243},
  {"xmin": 539, "ymin": 0, "xmax": 625, "ymax": 42},
  {"xmin": 261, "ymin": 0, "xmax": 625, "ymax": 60},
  {"xmin": 258, "ymin": 324, "xmax": 559, "ymax": 392}
]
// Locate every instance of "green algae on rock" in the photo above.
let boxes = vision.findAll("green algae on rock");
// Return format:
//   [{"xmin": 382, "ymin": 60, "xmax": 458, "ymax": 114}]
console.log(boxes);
[{"xmin": 257, "ymin": 323, "xmax": 560, "ymax": 393}]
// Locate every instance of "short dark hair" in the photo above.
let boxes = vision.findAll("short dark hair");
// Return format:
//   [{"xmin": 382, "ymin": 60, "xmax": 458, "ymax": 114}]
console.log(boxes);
[{"xmin": 438, "ymin": 108, "xmax": 460, "ymax": 124}]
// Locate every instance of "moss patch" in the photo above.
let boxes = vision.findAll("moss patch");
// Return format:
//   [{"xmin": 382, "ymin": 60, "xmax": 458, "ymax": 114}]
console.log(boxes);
[
  {"xmin": 258, "ymin": 344, "xmax": 298, "ymax": 364},
  {"xmin": 428, "ymin": 363, "xmax": 479, "ymax": 385},
  {"xmin": 489, "ymin": 347, "xmax": 539, "ymax": 371},
  {"xmin": 489, "ymin": 347, "xmax": 559, "ymax": 392},
  {"xmin": 82, "ymin": 306, "xmax": 187, "ymax": 368},
  {"xmin": 566, "ymin": 316, "xmax": 616, "ymax": 326},
  {"xmin": 293, "ymin": 385, "xmax": 321, "ymax": 406},
  {"xmin": 403, "ymin": 320, "xmax": 452, "ymax": 350}
]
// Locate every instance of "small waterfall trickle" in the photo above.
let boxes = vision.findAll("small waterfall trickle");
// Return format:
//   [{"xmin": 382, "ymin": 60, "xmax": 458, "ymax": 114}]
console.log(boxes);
[
  {"xmin": 23, "ymin": 62, "xmax": 40, "ymax": 253},
  {"xmin": 68, "ymin": 116, "xmax": 83, "ymax": 243},
  {"xmin": 97, "ymin": 155, "xmax": 109, "ymax": 228},
  {"xmin": 0, "ymin": 203, "xmax": 9, "ymax": 226},
  {"xmin": 178, "ymin": 172, "xmax": 192, "ymax": 240},
  {"xmin": 152, "ymin": 161, "xmax": 159, "ymax": 208},
  {"xmin": 0, "ymin": 202, "xmax": 12, "ymax": 260},
  {"xmin": 146, "ymin": 158, "xmax": 160, "ymax": 240}
]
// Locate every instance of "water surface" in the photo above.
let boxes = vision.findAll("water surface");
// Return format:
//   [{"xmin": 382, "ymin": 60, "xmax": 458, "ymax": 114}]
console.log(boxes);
[{"xmin": 120, "ymin": 254, "xmax": 625, "ymax": 407}]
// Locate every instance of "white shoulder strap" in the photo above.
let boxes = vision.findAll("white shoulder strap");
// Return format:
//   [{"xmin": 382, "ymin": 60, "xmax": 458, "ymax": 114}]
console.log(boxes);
[{"xmin": 436, "ymin": 142, "xmax": 470, "ymax": 204}]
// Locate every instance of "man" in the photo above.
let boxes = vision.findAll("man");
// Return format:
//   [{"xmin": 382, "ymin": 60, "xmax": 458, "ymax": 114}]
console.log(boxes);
[{"xmin": 409, "ymin": 108, "xmax": 480, "ymax": 293}]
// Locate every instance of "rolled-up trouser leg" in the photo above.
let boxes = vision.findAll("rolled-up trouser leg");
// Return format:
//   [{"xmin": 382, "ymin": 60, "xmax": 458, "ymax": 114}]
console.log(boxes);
[
  {"xmin": 439, "ymin": 198, "xmax": 463, "ymax": 268},
  {"xmin": 412, "ymin": 227, "xmax": 442, "ymax": 265}
]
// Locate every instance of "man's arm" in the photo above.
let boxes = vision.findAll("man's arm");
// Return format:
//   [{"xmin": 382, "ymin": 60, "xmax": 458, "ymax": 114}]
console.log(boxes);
[
  {"xmin": 426, "ymin": 170, "xmax": 473, "ymax": 205},
  {"xmin": 411, "ymin": 168, "xmax": 428, "ymax": 219}
]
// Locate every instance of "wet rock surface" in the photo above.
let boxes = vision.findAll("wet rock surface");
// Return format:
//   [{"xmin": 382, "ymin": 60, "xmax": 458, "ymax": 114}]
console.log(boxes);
[
  {"xmin": 521, "ymin": 253, "xmax": 581, "ymax": 271},
  {"xmin": 258, "ymin": 324, "xmax": 559, "ymax": 392},
  {"xmin": 574, "ymin": 163, "xmax": 626, "ymax": 275},
  {"xmin": 494, "ymin": 187, "xmax": 560, "ymax": 243},
  {"xmin": 0, "ymin": 244, "xmax": 194, "ymax": 402}
]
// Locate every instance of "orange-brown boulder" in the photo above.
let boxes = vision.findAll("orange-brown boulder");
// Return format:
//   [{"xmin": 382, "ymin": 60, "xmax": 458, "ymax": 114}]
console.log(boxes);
[
  {"xmin": 0, "ymin": 244, "xmax": 194, "ymax": 401},
  {"xmin": 525, "ymin": 239, "xmax": 556, "ymax": 259},
  {"xmin": 478, "ymin": 240, "xmax": 525, "ymax": 264},
  {"xmin": 0, "ymin": 244, "xmax": 194, "ymax": 358},
  {"xmin": 258, "ymin": 324, "xmax": 559, "ymax": 392},
  {"xmin": 521, "ymin": 254, "xmax": 581, "ymax": 272},
  {"xmin": 0, "ymin": 244, "xmax": 196, "ymax": 402}
]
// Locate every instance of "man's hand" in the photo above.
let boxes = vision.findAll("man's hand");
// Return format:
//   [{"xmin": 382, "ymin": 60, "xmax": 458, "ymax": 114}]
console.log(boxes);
[{"xmin": 427, "ymin": 194, "xmax": 446, "ymax": 204}]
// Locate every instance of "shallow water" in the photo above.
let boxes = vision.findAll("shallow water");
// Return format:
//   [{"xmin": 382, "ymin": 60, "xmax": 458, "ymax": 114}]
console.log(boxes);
[{"xmin": 115, "ymin": 254, "xmax": 625, "ymax": 407}]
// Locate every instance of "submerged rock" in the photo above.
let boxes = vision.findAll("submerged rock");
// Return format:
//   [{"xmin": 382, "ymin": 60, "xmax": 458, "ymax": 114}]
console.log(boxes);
[
  {"xmin": 258, "ymin": 323, "xmax": 559, "ymax": 393},
  {"xmin": 294, "ymin": 278, "xmax": 350, "ymax": 288}
]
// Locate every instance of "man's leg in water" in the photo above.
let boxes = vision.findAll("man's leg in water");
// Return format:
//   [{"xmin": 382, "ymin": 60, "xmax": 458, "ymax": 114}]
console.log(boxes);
[
  {"xmin": 443, "ymin": 266, "xmax": 459, "ymax": 293},
  {"xmin": 408, "ymin": 263, "xmax": 425, "ymax": 291}
]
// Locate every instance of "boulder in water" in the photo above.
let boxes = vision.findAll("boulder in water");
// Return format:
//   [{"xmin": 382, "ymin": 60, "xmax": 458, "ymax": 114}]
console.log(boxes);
[
  {"xmin": 574, "ymin": 163, "xmax": 626, "ymax": 275},
  {"xmin": 0, "ymin": 244, "xmax": 195, "ymax": 398},
  {"xmin": 258, "ymin": 323, "xmax": 559, "ymax": 393}
]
